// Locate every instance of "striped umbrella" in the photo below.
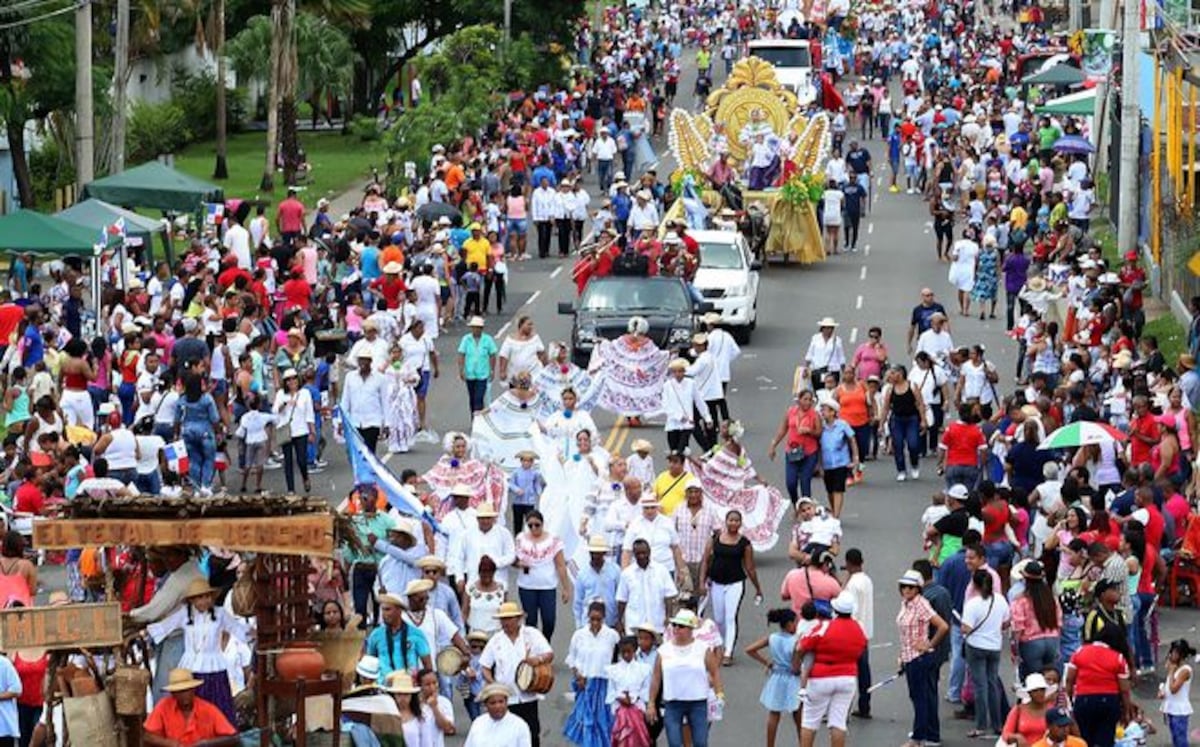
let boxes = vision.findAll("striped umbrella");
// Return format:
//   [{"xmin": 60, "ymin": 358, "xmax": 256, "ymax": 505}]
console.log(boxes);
[{"xmin": 1037, "ymin": 421, "xmax": 1127, "ymax": 450}]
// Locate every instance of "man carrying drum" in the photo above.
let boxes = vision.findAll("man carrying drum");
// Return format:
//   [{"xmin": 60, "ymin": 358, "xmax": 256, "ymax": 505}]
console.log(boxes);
[
  {"xmin": 401, "ymin": 577, "xmax": 469, "ymax": 700},
  {"xmin": 479, "ymin": 601, "xmax": 553, "ymax": 747}
]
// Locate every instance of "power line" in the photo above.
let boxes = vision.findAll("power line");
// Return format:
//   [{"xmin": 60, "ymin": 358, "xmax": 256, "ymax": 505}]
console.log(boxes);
[
  {"xmin": 0, "ymin": 0, "xmax": 69, "ymax": 20},
  {"xmin": 0, "ymin": 2, "xmax": 75, "ymax": 31}
]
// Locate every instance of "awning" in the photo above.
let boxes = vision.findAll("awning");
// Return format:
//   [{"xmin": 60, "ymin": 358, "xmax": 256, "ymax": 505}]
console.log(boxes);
[
  {"xmin": 0, "ymin": 209, "xmax": 116, "ymax": 257},
  {"xmin": 56, "ymin": 199, "xmax": 167, "ymax": 247},
  {"xmin": 1022, "ymin": 63, "xmax": 1086, "ymax": 87},
  {"xmin": 80, "ymin": 161, "xmax": 223, "ymax": 213},
  {"xmin": 1038, "ymin": 88, "xmax": 1097, "ymax": 116}
]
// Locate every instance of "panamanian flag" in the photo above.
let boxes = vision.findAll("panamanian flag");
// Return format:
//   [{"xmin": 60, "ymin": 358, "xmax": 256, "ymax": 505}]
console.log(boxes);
[
  {"xmin": 339, "ymin": 408, "xmax": 443, "ymax": 534},
  {"xmin": 164, "ymin": 441, "xmax": 190, "ymax": 475}
]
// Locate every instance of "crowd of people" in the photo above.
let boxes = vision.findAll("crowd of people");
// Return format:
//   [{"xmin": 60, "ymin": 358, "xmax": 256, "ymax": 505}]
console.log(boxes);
[{"xmin": 0, "ymin": 0, "xmax": 1198, "ymax": 744}]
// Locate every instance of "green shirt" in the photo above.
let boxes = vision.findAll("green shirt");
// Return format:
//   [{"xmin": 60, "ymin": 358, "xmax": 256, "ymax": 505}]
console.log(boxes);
[
  {"xmin": 342, "ymin": 512, "xmax": 393, "ymax": 565},
  {"xmin": 1037, "ymin": 125, "xmax": 1061, "ymax": 151},
  {"xmin": 458, "ymin": 333, "xmax": 498, "ymax": 380}
]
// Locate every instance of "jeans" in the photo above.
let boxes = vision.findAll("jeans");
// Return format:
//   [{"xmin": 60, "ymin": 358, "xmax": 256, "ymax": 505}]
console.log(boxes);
[
  {"xmin": 851, "ymin": 424, "xmax": 872, "ymax": 465},
  {"xmin": 1006, "ymin": 289, "xmax": 1020, "ymax": 330},
  {"xmin": 1060, "ymin": 613, "xmax": 1083, "ymax": 661},
  {"xmin": 948, "ymin": 623, "xmax": 966, "ymax": 701},
  {"xmin": 1167, "ymin": 713, "xmax": 1190, "ymax": 747},
  {"xmin": 944, "ymin": 464, "xmax": 979, "ymax": 491},
  {"xmin": 135, "ymin": 469, "xmax": 162, "ymax": 495},
  {"xmin": 856, "ymin": 646, "xmax": 872, "ymax": 715},
  {"xmin": 890, "ymin": 414, "xmax": 921, "ymax": 473},
  {"xmin": 597, "ymin": 159, "xmax": 613, "ymax": 191},
  {"xmin": 351, "ymin": 564, "xmax": 378, "ymax": 627},
  {"xmin": 518, "ymin": 587, "xmax": 557, "ymax": 640},
  {"xmin": 965, "ymin": 645, "xmax": 1004, "ymax": 733},
  {"xmin": 1132, "ymin": 590, "xmax": 1155, "ymax": 668},
  {"xmin": 904, "ymin": 652, "xmax": 939, "ymax": 742},
  {"xmin": 281, "ymin": 434, "xmax": 310, "ymax": 492},
  {"xmin": 17, "ymin": 702, "xmax": 38, "ymax": 747},
  {"xmin": 182, "ymin": 425, "xmax": 216, "ymax": 489},
  {"xmin": 1074, "ymin": 693, "xmax": 1121, "ymax": 747},
  {"xmin": 109, "ymin": 467, "xmax": 137, "ymax": 486},
  {"xmin": 465, "ymin": 379, "xmax": 488, "ymax": 415},
  {"xmin": 984, "ymin": 539, "xmax": 1014, "ymax": 571},
  {"xmin": 785, "ymin": 451, "xmax": 818, "ymax": 503},
  {"xmin": 118, "ymin": 381, "xmax": 137, "ymax": 425},
  {"xmin": 663, "ymin": 699, "xmax": 708, "ymax": 747},
  {"xmin": 1017, "ymin": 636, "xmax": 1060, "ymax": 678}
]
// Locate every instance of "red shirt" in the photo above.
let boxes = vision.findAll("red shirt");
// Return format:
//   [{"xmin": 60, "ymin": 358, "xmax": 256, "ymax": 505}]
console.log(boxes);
[
  {"xmin": 276, "ymin": 198, "xmax": 306, "ymax": 234},
  {"xmin": 14, "ymin": 481, "xmax": 45, "ymax": 515},
  {"xmin": 798, "ymin": 617, "xmax": 867, "ymax": 678},
  {"xmin": 370, "ymin": 276, "xmax": 408, "ymax": 309},
  {"xmin": 248, "ymin": 280, "xmax": 270, "ymax": 312},
  {"xmin": 1119, "ymin": 265, "xmax": 1146, "ymax": 309},
  {"xmin": 217, "ymin": 266, "xmax": 251, "ymax": 290},
  {"xmin": 940, "ymin": 421, "xmax": 986, "ymax": 467},
  {"xmin": 1129, "ymin": 413, "xmax": 1160, "ymax": 466},
  {"xmin": 1067, "ymin": 642, "xmax": 1129, "ymax": 696},
  {"xmin": 1140, "ymin": 503, "xmax": 1165, "ymax": 552},
  {"xmin": 281, "ymin": 277, "xmax": 311, "ymax": 311},
  {"xmin": 982, "ymin": 501, "xmax": 1011, "ymax": 543},
  {"xmin": 0, "ymin": 304, "xmax": 23, "ymax": 346}
]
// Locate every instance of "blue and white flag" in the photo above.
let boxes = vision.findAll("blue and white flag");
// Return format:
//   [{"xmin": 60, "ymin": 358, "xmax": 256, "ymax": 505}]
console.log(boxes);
[{"xmin": 339, "ymin": 408, "xmax": 444, "ymax": 534}]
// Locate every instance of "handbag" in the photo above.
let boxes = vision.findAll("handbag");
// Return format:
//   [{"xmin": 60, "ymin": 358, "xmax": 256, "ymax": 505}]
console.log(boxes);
[
  {"xmin": 804, "ymin": 567, "xmax": 834, "ymax": 618},
  {"xmin": 960, "ymin": 595, "xmax": 995, "ymax": 657},
  {"xmin": 62, "ymin": 692, "xmax": 120, "ymax": 747},
  {"xmin": 110, "ymin": 638, "xmax": 152, "ymax": 716}
]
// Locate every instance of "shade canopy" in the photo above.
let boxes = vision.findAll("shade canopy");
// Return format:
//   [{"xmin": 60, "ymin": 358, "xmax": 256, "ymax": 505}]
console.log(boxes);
[
  {"xmin": 1038, "ymin": 88, "xmax": 1098, "ymax": 116},
  {"xmin": 1022, "ymin": 63, "xmax": 1086, "ymax": 87},
  {"xmin": 0, "ymin": 210, "xmax": 115, "ymax": 257},
  {"xmin": 56, "ymin": 199, "xmax": 167, "ymax": 247},
  {"xmin": 80, "ymin": 161, "xmax": 223, "ymax": 213}
]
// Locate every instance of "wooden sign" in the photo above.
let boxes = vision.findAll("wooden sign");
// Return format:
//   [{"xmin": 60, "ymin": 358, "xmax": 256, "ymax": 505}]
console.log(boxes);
[
  {"xmin": 0, "ymin": 602, "xmax": 123, "ymax": 650},
  {"xmin": 33, "ymin": 514, "xmax": 334, "ymax": 557}
]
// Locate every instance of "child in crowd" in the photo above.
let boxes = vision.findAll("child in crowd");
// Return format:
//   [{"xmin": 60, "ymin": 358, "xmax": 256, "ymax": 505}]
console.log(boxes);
[
  {"xmin": 236, "ymin": 392, "xmax": 272, "ymax": 494},
  {"xmin": 626, "ymin": 439, "xmax": 655, "ymax": 491},
  {"xmin": 1160, "ymin": 638, "xmax": 1195, "ymax": 747},
  {"xmin": 461, "ymin": 263, "xmax": 483, "ymax": 318},
  {"xmin": 507, "ymin": 450, "xmax": 545, "ymax": 530},
  {"xmin": 921, "ymin": 491, "xmax": 949, "ymax": 557},
  {"xmin": 458, "ymin": 631, "xmax": 489, "ymax": 721},
  {"xmin": 606, "ymin": 636, "xmax": 651, "ymax": 743}
]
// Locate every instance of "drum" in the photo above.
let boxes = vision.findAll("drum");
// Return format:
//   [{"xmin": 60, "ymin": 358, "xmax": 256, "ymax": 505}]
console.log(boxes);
[
  {"xmin": 515, "ymin": 661, "xmax": 555, "ymax": 694},
  {"xmin": 435, "ymin": 647, "xmax": 464, "ymax": 676}
]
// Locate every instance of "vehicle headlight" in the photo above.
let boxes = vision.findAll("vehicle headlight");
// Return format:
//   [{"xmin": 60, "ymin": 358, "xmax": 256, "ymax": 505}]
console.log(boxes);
[
  {"xmin": 725, "ymin": 284, "xmax": 748, "ymax": 298},
  {"xmin": 669, "ymin": 327, "xmax": 692, "ymax": 344},
  {"xmin": 577, "ymin": 325, "xmax": 599, "ymax": 343}
]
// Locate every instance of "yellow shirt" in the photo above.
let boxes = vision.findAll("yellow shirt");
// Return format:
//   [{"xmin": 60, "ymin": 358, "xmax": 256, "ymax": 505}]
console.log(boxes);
[
  {"xmin": 1010, "ymin": 206, "xmax": 1028, "ymax": 231},
  {"xmin": 462, "ymin": 238, "xmax": 490, "ymax": 271},
  {"xmin": 654, "ymin": 469, "xmax": 691, "ymax": 515}
]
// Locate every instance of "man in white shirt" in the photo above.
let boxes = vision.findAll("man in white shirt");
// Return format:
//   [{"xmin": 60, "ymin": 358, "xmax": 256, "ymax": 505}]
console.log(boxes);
[
  {"xmin": 662, "ymin": 357, "xmax": 711, "ymax": 454},
  {"xmin": 688, "ymin": 333, "xmax": 726, "ymax": 441},
  {"xmin": 702, "ymin": 312, "xmax": 741, "ymax": 394},
  {"xmin": 628, "ymin": 190, "xmax": 660, "ymax": 234},
  {"xmin": 479, "ymin": 603, "xmax": 552, "ymax": 747},
  {"xmin": 621, "ymin": 497, "xmax": 687, "ymax": 581},
  {"xmin": 437, "ymin": 485, "xmax": 477, "ymax": 585},
  {"xmin": 346, "ymin": 320, "xmax": 391, "ymax": 372},
  {"xmin": 915, "ymin": 312, "xmax": 955, "ymax": 363},
  {"xmin": 339, "ymin": 351, "xmax": 388, "ymax": 452},
  {"xmin": 530, "ymin": 177, "xmax": 559, "ymax": 259},
  {"xmin": 842, "ymin": 548, "xmax": 875, "ymax": 718},
  {"xmin": 591, "ymin": 129, "xmax": 618, "ymax": 192},
  {"xmin": 450, "ymin": 504, "xmax": 515, "ymax": 595},
  {"xmin": 615, "ymin": 539, "xmax": 678, "ymax": 634},
  {"xmin": 222, "ymin": 215, "xmax": 252, "ymax": 270},
  {"xmin": 463, "ymin": 682, "xmax": 531, "ymax": 747}
]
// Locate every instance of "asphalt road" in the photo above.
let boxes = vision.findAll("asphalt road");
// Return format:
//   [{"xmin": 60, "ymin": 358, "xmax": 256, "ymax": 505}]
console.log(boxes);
[{"xmin": 243, "ymin": 55, "xmax": 1197, "ymax": 745}]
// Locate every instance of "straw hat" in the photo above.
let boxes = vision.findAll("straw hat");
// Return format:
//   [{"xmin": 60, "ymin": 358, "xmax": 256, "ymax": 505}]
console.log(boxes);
[
  {"xmin": 668, "ymin": 358, "xmax": 690, "ymax": 371},
  {"xmin": 586, "ymin": 535, "xmax": 610, "ymax": 553},
  {"xmin": 515, "ymin": 450, "xmax": 539, "ymax": 460},
  {"xmin": 475, "ymin": 504, "xmax": 499, "ymax": 519},
  {"xmin": 630, "ymin": 438, "xmax": 653, "ymax": 453},
  {"xmin": 897, "ymin": 569, "xmax": 925, "ymax": 587},
  {"xmin": 702, "ymin": 311, "xmax": 722, "ymax": 326},
  {"xmin": 817, "ymin": 316, "xmax": 839, "ymax": 328},
  {"xmin": 378, "ymin": 593, "xmax": 407, "ymax": 607},
  {"xmin": 479, "ymin": 682, "xmax": 512, "ymax": 701},
  {"xmin": 450, "ymin": 483, "xmax": 475, "ymax": 498},
  {"xmin": 668, "ymin": 609, "xmax": 699, "ymax": 628},
  {"xmin": 121, "ymin": 322, "xmax": 141, "ymax": 336},
  {"xmin": 416, "ymin": 555, "xmax": 446, "ymax": 570},
  {"xmin": 467, "ymin": 316, "xmax": 486, "ymax": 328},
  {"xmin": 162, "ymin": 669, "xmax": 204, "ymax": 692},
  {"xmin": 633, "ymin": 621, "xmax": 661, "ymax": 636},
  {"xmin": 184, "ymin": 579, "xmax": 217, "ymax": 598},
  {"xmin": 383, "ymin": 261, "xmax": 404, "ymax": 274},
  {"xmin": 639, "ymin": 494, "xmax": 662, "ymax": 507},
  {"xmin": 692, "ymin": 333, "xmax": 708, "ymax": 345},
  {"xmin": 493, "ymin": 601, "xmax": 525, "ymax": 619},
  {"xmin": 467, "ymin": 631, "xmax": 491, "ymax": 644},
  {"xmin": 281, "ymin": 368, "xmax": 298, "ymax": 381},
  {"xmin": 1026, "ymin": 276, "xmax": 1048, "ymax": 292},
  {"xmin": 404, "ymin": 578, "xmax": 434, "ymax": 596},
  {"xmin": 385, "ymin": 671, "xmax": 420, "ymax": 694},
  {"xmin": 388, "ymin": 515, "xmax": 416, "ymax": 537},
  {"xmin": 355, "ymin": 656, "xmax": 380, "ymax": 680}
]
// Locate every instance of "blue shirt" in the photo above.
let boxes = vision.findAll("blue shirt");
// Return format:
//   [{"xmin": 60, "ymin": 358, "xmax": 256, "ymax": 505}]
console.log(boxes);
[
  {"xmin": 531, "ymin": 165, "xmax": 557, "ymax": 188},
  {"xmin": 21, "ymin": 325, "xmax": 43, "ymax": 368},
  {"xmin": 819, "ymin": 418, "xmax": 855, "ymax": 469},
  {"xmin": 0, "ymin": 655, "xmax": 19, "ymax": 736},
  {"xmin": 360, "ymin": 245, "xmax": 381, "ymax": 282},
  {"xmin": 431, "ymin": 581, "xmax": 465, "ymax": 631},
  {"xmin": 508, "ymin": 466, "xmax": 545, "ymax": 507},
  {"xmin": 935, "ymin": 550, "xmax": 971, "ymax": 613},
  {"xmin": 364, "ymin": 622, "xmax": 431, "ymax": 680},
  {"xmin": 888, "ymin": 132, "xmax": 902, "ymax": 163},
  {"xmin": 574, "ymin": 560, "xmax": 621, "ymax": 628}
]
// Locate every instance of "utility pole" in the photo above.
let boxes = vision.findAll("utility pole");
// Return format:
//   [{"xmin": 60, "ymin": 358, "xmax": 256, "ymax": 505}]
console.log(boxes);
[
  {"xmin": 112, "ymin": 0, "xmax": 129, "ymax": 173},
  {"xmin": 504, "ymin": 0, "xmax": 512, "ymax": 45},
  {"xmin": 213, "ymin": 0, "xmax": 228, "ymax": 179},
  {"xmin": 1116, "ymin": 0, "xmax": 1141, "ymax": 253},
  {"xmin": 75, "ymin": 0, "xmax": 95, "ymax": 189},
  {"xmin": 1092, "ymin": 0, "xmax": 1117, "ymax": 177},
  {"xmin": 1069, "ymin": 0, "xmax": 1082, "ymax": 32}
]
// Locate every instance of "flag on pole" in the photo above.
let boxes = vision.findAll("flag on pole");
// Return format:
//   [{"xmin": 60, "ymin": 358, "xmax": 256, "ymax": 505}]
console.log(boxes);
[
  {"xmin": 339, "ymin": 408, "xmax": 443, "ymax": 534},
  {"xmin": 164, "ymin": 440, "xmax": 190, "ymax": 476}
]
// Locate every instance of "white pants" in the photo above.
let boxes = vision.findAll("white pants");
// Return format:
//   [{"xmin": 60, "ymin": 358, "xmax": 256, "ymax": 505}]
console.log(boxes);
[
  {"xmin": 60, "ymin": 388, "xmax": 94, "ymax": 429},
  {"xmin": 801, "ymin": 675, "xmax": 856, "ymax": 731},
  {"xmin": 709, "ymin": 580, "xmax": 744, "ymax": 655}
]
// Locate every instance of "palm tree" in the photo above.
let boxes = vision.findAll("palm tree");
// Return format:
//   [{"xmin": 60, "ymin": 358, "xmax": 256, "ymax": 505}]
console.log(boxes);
[{"xmin": 213, "ymin": 0, "xmax": 227, "ymax": 178}]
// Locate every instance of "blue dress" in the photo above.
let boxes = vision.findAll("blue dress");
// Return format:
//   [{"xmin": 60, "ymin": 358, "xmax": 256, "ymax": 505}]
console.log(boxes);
[
  {"xmin": 759, "ymin": 632, "xmax": 801, "ymax": 713},
  {"xmin": 971, "ymin": 247, "xmax": 999, "ymax": 302}
]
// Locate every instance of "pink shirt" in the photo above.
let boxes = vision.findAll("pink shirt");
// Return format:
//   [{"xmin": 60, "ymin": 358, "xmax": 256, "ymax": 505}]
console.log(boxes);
[
  {"xmin": 299, "ymin": 246, "xmax": 318, "ymax": 285},
  {"xmin": 852, "ymin": 342, "xmax": 888, "ymax": 381},
  {"xmin": 1165, "ymin": 493, "xmax": 1190, "ymax": 538},
  {"xmin": 1009, "ymin": 593, "xmax": 1061, "ymax": 642},
  {"xmin": 506, "ymin": 195, "xmax": 527, "ymax": 220},
  {"xmin": 781, "ymin": 567, "xmax": 842, "ymax": 615}
]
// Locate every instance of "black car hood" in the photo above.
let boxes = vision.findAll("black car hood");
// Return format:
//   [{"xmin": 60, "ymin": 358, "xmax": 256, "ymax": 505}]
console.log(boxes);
[{"xmin": 575, "ymin": 309, "xmax": 691, "ymax": 347}]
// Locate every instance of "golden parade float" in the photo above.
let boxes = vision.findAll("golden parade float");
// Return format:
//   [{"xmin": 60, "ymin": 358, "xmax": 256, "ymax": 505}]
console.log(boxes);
[{"xmin": 665, "ymin": 56, "xmax": 831, "ymax": 264}]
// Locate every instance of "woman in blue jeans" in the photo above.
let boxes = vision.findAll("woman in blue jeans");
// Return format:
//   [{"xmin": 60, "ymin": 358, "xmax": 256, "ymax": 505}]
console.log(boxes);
[
  {"xmin": 880, "ymin": 364, "xmax": 928, "ymax": 482},
  {"xmin": 962, "ymin": 569, "xmax": 1010, "ymax": 738},
  {"xmin": 648, "ymin": 609, "xmax": 721, "ymax": 747},
  {"xmin": 1009, "ymin": 562, "xmax": 1062, "ymax": 678},
  {"xmin": 175, "ymin": 373, "xmax": 221, "ymax": 497},
  {"xmin": 769, "ymin": 390, "xmax": 822, "ymax": 512},
  {"xmin": 514, "ymin": 510, "xmax": 570, "ymax": 641}
]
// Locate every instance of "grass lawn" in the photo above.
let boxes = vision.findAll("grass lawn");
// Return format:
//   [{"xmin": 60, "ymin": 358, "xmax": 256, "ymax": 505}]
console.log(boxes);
[
  {"xmin": 172, "ymin": 130, "xmax": 386, "ymax": 212},
  {"xmin": 1145, "ymin": 311, "xmax": 1187, "ymax": 366}
]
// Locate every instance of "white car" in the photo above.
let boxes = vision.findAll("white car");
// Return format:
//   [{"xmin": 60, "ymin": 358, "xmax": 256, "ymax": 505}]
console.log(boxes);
[
  {"xmin": 690, "ymin": 230, "xmax": 761, "ymax": 343},
  {"xmin": 747, "ymin": 39, "xmax": 816, "ymax": 106}
]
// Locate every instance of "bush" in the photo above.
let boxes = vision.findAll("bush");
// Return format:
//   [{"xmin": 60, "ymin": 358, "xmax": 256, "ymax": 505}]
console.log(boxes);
[
  {"xmin": 349, "ymin": 115, "xmax": 381, "ymax": 143},
  {"xmin": 128, "ymin": 100, "xmax": 192, "ymax": 163},
  {"xmin": 170, "ymin": 69, "xmax": 247, "ymax": 141}
]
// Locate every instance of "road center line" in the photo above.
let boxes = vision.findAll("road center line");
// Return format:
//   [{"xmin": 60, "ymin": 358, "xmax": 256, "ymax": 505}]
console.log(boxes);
[
  {"xmin": 860, "ymin": 266, "xmax": 867, "ymax": 280},
  {"xmin": 855, "ymin": 295, "xmax": 863, "ymax": 309},
  {"xmin": 867, "ymin": 223, "xmax": 874, "ymax": 234},
  {"xmin": 496, "ymin": 322, "xmax": 511, "ymax": 338},
  {"xmin": 850, "ymin": 327, "xmax": 859, "ymax": 343},
  {"xmin": 549, "ymin": 266, "xmax": 562, "ymax": 279},
  {"xmin": 864, "ymin": 244, "xmax": 871, "ymax": 256},
  {"xmin": 524, "ymin": 290, "xmax": 541, "ymax": 306}
]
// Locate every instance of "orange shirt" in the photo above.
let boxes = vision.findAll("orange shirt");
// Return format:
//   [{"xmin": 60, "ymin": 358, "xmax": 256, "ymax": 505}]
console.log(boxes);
[
  {"xmin": 444, "ymin": 163, "xmax": 466, "ymax": 191},
  {"xmin": 835, "ymin": 384, "xmax": 870, "ymax": 427},
  {"xmin": 144, "ymin": 696, "xmax": 236, "ymax": 745}
]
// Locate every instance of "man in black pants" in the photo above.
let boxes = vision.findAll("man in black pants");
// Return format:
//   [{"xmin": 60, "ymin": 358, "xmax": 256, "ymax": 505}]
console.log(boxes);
[
  {"xmin": 556, "ymin": 181, "xmax": 574, "ymax": 257},
  {"xmin": 842, "ymin": 178, "xmax": 866, "ymax": 251}
]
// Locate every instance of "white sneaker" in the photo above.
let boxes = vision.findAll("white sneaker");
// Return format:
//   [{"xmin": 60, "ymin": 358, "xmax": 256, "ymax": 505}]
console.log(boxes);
[
  {"xmin": 264, "ymin": 459, "xmax": 282, "ymax": 470},
  {"xmin": 909, "ymin": 468, "xmax": 920, "ymax": 480},
  {"xmin": 896, "ymin": 472, "xmax": 907, "ymax": 482}
]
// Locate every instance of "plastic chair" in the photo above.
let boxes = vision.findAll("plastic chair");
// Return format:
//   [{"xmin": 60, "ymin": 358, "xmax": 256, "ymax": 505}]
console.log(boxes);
[{"xmin": 1166, "ymin": 514, "xmax": 1200, "ymax": 607}]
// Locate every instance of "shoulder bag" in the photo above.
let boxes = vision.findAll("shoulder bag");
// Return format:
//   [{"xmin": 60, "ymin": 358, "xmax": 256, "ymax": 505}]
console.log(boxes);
[{"xmin": 804, "ymin": 567, "xmax": 835, "ymax": 618}]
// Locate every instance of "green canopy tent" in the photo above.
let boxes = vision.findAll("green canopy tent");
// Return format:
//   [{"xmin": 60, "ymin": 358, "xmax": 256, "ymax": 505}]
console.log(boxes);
[
  {"xmin": 1038, "ymin": 88, "xmax": 1098, "ymax": 116},
  {"xmin": 1021, "ymin": 63, "xmax": 1086, "ymax": 87},
  {"xmin": 80, "ymin": 161, "xmax": 223, "ymax": 213},
  {"xmin": 57, "ymin": 198, "xmax": 166, "ymax": 252},
  {"xmin": 0, "ymin": 209, "xmax": 120, "ymax": 324}
]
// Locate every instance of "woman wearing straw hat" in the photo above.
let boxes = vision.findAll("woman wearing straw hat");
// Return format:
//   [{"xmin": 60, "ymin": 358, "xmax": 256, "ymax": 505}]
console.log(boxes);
[
  {"xmin": 648, "ymin": 609, "xmax": 722, "ymax": 747},
  {"xmin": 479, "ymin": 601, "xmax": 553, "ymax": 746},
  {"xmin": 143, "ymin": 669, "xmax": 238, "ymax": 747},
  {"xmin": 144, "ymin": 579, "xmax": 249, "ymax": 725},
  {"xmin": 464, "ymin": 682, "xmax": 532, "ymax": 746},
  {"xmin": 385, "ymin": 670, "xmax": 440, "ymax": 746},
  {"xmin": 802, "ymin": 318, "xmax": 846, "ymax": 394}
]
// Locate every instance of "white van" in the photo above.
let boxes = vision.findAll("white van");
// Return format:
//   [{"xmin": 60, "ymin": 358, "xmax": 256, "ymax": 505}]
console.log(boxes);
[{"xmin": 747, "ymin": 39, "xmax": 816, "ymax": 105}]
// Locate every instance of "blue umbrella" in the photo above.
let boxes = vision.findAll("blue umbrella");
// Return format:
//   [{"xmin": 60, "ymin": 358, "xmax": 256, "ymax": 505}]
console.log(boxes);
[{"xmin": 1053, "ymin": 134, "xmax": 1095, "ymax": 154}]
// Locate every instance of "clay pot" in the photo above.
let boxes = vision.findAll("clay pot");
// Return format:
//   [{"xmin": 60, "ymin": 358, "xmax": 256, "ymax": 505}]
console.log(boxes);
[{"xmin": 275, "ymin": 642, "xmax": 325, "ymax": 681}]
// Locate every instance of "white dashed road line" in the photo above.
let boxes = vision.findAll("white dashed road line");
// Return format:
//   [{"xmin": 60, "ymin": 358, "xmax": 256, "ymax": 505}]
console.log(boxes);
[
  {"xmin": 867, "ymin": 223, "xmax": 874, "ymax": 234},
  {"xmin": 496, "ymin": 322, "xmax": 511, "ymax": 337},
  {"xmin": 524, "ymin": 290, "xmax": 540, "ymax": 306},
  {"xmin": 850, "ymin": 327, "xmax": 859, "ymax": 343},
  {"xmin": 860, "ymin": 266, "xmax": 867, "ymax": 281},
  {"xmin": 549, "ymin": 266, "xmax": 562, "ymax": 279},
  {"xmin": 856, "ymin": 295, "xmax": 863, "ymax": 309}
]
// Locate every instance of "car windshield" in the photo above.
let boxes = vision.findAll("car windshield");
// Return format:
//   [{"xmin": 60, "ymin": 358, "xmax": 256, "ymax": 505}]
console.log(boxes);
[
  {"xmin": 750, "ymin": 46, "xmax": 812, "ymax": 68},
  {"xmin": 579, "ymin": 278, "xmax": 691, "ymax": 313},
  {"xmin": 699, "ymin": 241, "xmax": 745, "ymax": 270}
]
